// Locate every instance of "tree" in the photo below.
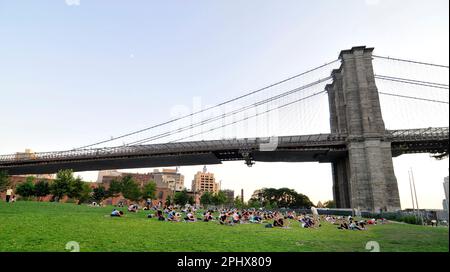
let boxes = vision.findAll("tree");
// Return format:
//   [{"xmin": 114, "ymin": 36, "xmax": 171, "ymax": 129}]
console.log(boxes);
[
  {"xmin": 247, "ymin": 198, "xmax": 262, "ymax": 208},
  {"xmin": 34, "ymin": 179, "xmax": 51, "ymax": 200},
  {"xmin": 255, "ymin": 187, "xmax": 313, "ymax": 209},
  {"xmin": 234, "ymin": 196, "xmax": 245, "ymax": 209},
  {"xmin": 51, "ymin": 169, "xmax": 74, "ymax": 201},
  {"xmin": 67, "ymin": 177, "xmax": 84, "ymax": 200},
  {"xmin": 142, "ymin": 181, "xmax": 156, "ymax": 201},
  {"xmin": 174, "ymin": 189, "xmax": 190, "ymax": 205},
  {"xmin": 294, "ymin": 193, "xmax": 314, "ymax": 208},
  {"xmin": 200, "ymin": 191, "xmax": 213, "ymax": 205},
  {"xmin": 165, "ymin": 195, "xmax": 172, "ymax": 206},
  {"xmin": 212, "ymin": 191, "xmax": 227, "ymax": 206},
  {"xmin": 92, "ymin": 185, "xmax": 107, "ymax": 202},
  {"xmin": 323, "ymin": 200, "xmax": 336, "ymax": 208},
  {"xmin": 78, "ymin": 183, "xmax": 92, "ymax": 204},
  {"xmin": 15, "ymin": 177, "xmax": 35, "ymax": 198},
  {"xmin": 121, "ymin": 175, "xmax": 141, "ymax": 202},
  {"xmin": 0, "ymin": 171, "xmax": 11, "ymax": 192},
  {"xmin": 108, "ymin": 178, "xmax": 122, "ymax": 198}
]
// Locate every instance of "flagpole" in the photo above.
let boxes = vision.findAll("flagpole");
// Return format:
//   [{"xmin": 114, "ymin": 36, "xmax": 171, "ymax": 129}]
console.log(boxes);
[{"xmin": 410, "ymin": 168, "xmax": 421, "ymax": 224}]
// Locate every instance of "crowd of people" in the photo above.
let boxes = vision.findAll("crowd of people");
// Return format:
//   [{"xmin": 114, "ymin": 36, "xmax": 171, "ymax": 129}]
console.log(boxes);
[{"xmin": 108, "ymin": 203, "xmax": 388, "ymax": 231}]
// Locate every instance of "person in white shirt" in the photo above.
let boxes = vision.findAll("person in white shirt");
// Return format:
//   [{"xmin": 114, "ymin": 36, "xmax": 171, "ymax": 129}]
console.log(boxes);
[{"xmin": 6, "ymin": 188, "xmax": 13, "ymax": 203}]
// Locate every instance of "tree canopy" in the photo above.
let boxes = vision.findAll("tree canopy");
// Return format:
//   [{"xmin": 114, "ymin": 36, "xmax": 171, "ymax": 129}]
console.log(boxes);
[
  {"xmin": 249, "ymin": 187, "xmax": 313, "ymax": 208},
  {"xmin": 0, "ymin": 171, "xmax": 11, "ymax": 192}
]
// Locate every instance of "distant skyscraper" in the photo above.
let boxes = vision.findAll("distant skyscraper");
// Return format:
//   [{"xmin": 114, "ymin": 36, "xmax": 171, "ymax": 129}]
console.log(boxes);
[{"xmin": 191, "ymin": 166, "xmax": 220, "ymax": 194}]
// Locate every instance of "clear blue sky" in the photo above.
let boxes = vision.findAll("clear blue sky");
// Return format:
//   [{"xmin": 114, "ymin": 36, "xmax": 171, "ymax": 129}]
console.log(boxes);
[{"xmin": 1, "ymin": 0, "xmax": 449, "ymax": 208}]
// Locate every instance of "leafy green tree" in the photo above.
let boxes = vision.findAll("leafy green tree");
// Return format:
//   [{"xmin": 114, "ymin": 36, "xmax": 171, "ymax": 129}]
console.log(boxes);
[
  {"xmin": 121, "ymin": 175, "xmax": 141, "ymax": 202},
  {"xmin": 67, "ymin": 177, "xmax": 84, "ymax": 200},
  {"xmin": 323, "ymin": 200, "xmax": 336, "ymax": 208},
  {"xmin": 294, "ymin": 193, "xmax": 314, "ymax": 208},
  {"xmin": 0, "ymin": 171, "xmax": 11, "ymax": 192},
  {"xmin": 200, "ymin": 191, "xmax": 213, "ymax": 205},
  {"xmin": 16, "ymin": 177, "xmax": 35, "ymax": 198},
  {"xmin": 174, "ymin": 189, "xmax": 190, "ymax": 205},
  {"xmin": 51, "ymin": 169, "xmax": 74, "ymax": 201},
  {"xmin": 142, "ymin": 181, "xmax": 156, "ymax": 201},
  {"xmin": 259, "ymin": 187, "xmax": 313, "ymax": 208},
  {"xmin": 92, "ymin": 185, "xmax": 107, "ymax": 202},
  {"xmin": 34, "ymin": 179, "xmax": 51, "ymax": 200},
  {"xmin": 212, "ymin": 191, "xmax": 227, "ymax": 206},
  {"xmin": 78, "ymin": 183, "xmax": 92, "ymax": 204},
  {"xmin": 247, "ymin": 198, "xmax": 262, "ymax": 208},
  {"xmin": 108, "ymin": 178, "xmax": 122, "ymax": 198},
  {"xmin": 165, "ymin": 195, "xmax": 172, "ymax": 206},
  {"xmin": 234, "ymin": 196, "xmax": 246, "ymax": 209}
]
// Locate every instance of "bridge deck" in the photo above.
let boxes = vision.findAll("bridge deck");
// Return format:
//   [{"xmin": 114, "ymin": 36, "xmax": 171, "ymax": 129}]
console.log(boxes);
[{"xmin": 0, "ymin": 127, "xmax": 447, "ymax": 175}]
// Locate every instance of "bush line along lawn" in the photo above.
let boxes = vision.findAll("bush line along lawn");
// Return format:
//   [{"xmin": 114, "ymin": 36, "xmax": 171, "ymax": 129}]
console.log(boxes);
[{"xmin": 0, "ymin": 201, "xmax": 448, "ymax": 252}]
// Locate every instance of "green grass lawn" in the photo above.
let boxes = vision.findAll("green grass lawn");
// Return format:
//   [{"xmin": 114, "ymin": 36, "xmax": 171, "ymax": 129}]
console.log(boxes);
[{"xmin": 0, "ymin": 201, "xmax": 448, "ymax": 252}]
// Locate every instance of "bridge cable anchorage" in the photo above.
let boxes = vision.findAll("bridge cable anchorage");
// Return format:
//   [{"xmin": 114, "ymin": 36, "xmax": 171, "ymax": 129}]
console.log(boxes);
[
  {"xmin": 73, "ymin": 59, "xmax": 339, "ymax": 150},
  {"xmin": 373, "ymin": 55, "xmax": 450, "ymax": 69},
  {"xmin": 374, "ymin": 75, "xmax": 449, "ymax": 90},
  {"xmin": 168, "ymin": 90, "xmax": 328, "ymax": 143},
  {"xmin": 125, "ymin": 76, "xmax": 332, "ymax": 146},
  {"xmin": 378, "ymin": 91, "xmax": 449, "ymax": 104}
]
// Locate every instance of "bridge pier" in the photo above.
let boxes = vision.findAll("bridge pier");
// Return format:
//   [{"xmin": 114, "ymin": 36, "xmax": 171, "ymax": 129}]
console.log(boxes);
[{"xmin": 327, "ymin": 46, "xmax": 401, "ymax": 212}]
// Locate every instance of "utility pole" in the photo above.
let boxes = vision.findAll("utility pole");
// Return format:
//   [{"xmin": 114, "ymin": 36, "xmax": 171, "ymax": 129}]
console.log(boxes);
[{"xmin": 408, "ymin": 169, "xmax": 417, "ymax": 220}]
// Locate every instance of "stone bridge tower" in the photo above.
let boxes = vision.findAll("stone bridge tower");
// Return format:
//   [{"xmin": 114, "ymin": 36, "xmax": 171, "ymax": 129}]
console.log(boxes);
[{"xmin": 326, "ymin": 46, "xmax": 401, "ymax": 212}]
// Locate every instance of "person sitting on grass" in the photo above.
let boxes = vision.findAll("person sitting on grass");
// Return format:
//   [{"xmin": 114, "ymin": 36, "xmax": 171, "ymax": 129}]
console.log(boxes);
[
  {"xmin": 232, "ymin": 211, "xmax": 241, "ymax": 224},
  {"xmin": 337, "ymin": 220, "xmax": 349, "ymax": 230},
  {"xmin": 156, "ymin": 210, "xmax": 166, "ymax": 221},
  {"xmin": 273, "ymin": 217, "xmax": 285, "ymax": 228},
  {"xmin": 219, "ymin": 212, "xmax": 228, "ymax": 225},
  {"xmin": 111, "ymin": 209, "xmax": 124, "ymax": 217},
  {"xmin": 348, "ymin": 220, "xmax": 363, "ymax": 230},
  {"xmin": 184, "ymin": 211, "xmax": 196, "ymax": 222},
  {"xmin": 167, "ymin": 211, "xmax": 175, "ymax": 221},
  {"xmin": 173, "ymin": 212, "xmax": 182, "ymax": 222},
  {"xmin": 203, "ymin": 211, "xmax": 213, "ymax": 222}
]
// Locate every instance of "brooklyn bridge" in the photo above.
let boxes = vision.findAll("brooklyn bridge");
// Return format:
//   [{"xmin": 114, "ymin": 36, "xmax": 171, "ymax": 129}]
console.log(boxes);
[{"xmin": 1, "ymin": 46, "xmax": 448, "ymax": 212}]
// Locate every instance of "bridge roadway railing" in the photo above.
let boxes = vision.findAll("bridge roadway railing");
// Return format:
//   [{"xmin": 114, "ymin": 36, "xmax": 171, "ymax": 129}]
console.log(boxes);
[
  {"xmin": 0, "ymin": 127, "xmax": 447, "ymax": 165},
  {"xmin": 387, "ymin": 127, "xmax": 449, "ymax": 142},
  {"xmin": 0, "ymin": 133, "xmax": 347, "ymax": 165}
]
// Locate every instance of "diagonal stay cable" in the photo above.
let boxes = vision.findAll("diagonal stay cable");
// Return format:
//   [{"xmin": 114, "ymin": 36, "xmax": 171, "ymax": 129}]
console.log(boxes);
[
  {"xmin": 126, "ymin": 76, "xmax": 332, "ymax": 146},
  {"xmin": 74, "ymin": 59, "xmax": 339, "ymax": 150},
  {"xmin": 375, "ymin": 75, "xmax": 449, "ymax": 90},
  {"xmin": 378, "ymin": 91, "xmax": 449, "ymax": 104},
  {"xmin": 168, "ymin": 90, "xmax": 328, "ymax": 143},
  {"xmin": 373, "ymin": 55, "xmax": 450, "ymax": 69}
]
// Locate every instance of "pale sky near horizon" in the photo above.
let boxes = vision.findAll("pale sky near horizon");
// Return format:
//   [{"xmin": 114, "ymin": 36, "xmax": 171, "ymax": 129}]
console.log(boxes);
[{"xmin": 0, "ymin": 0, "xmax": 449, "ymax": 209}]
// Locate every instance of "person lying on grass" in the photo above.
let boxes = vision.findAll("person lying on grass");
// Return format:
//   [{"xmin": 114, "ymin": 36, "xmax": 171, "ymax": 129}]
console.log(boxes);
[
  {"xmin": 111, "ymin": 209, "xmax": 124, "ymax": 217},
  {"xmin": 128, "ymin": 204, "xmax": 139, "ymax": 213}
]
